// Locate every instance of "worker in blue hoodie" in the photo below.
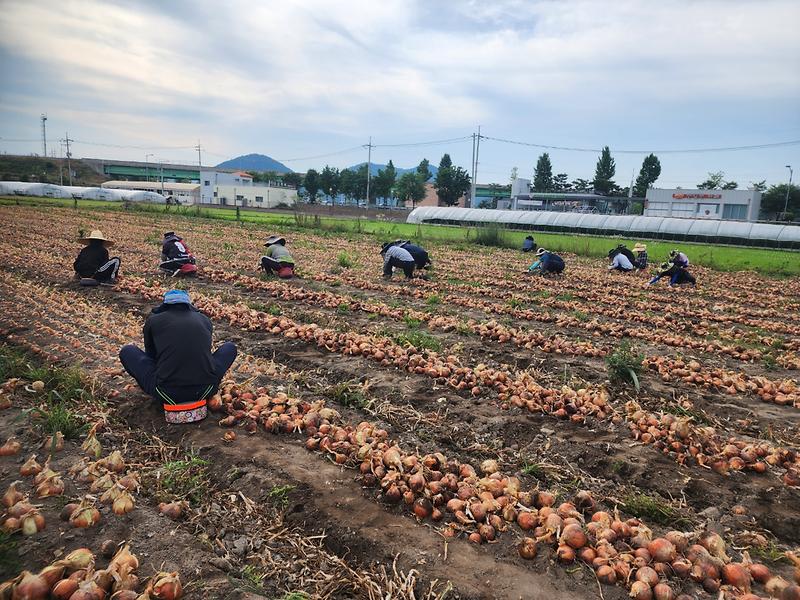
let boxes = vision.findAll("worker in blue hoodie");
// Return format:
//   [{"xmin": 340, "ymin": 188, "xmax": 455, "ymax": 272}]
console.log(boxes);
[
  {"xmin": 528, "ymin": 248, "xmax": 565, "ymax": 276},
  {"xmin": 119, "ymin": 290, "xmax": 237, "ymax": 423}
]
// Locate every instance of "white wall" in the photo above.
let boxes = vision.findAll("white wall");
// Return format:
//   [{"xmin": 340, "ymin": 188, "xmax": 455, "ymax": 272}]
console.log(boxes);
[
  {"xmin": 200, "ymin": 170, "xmax": 254, "ymax": 203},
  {"xmin": 208, "ymin": 184, "xmax": 297, "ymax": 208},
  {"xmin": 644, "ymin": 188, "xmax": 762, "ymax": 221}
]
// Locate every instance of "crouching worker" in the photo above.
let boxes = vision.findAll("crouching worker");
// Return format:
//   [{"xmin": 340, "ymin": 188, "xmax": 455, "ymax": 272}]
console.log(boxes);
[
  {"xmin": 399, "ymin": 241, "xmax": 432, "ymax": 271},
  {"xmin": 648, "ymin": 262, "xmax": 697, "ymax": 287},
  {"xmin": 522, "ymin": 235, "xmax": 537, "ymax": 253},
  {"xmin": 74, "ymin": 230, "xmax": 121, "ymax": 286},
  {"xmin": 608, "ymin": 249, "xmax": 634, "ymax": 272},
  {"xmin": 119, "ymin": 290, "xmax": 238, "ymax": 423},
  {"xmin": 160, "ymin": 232, "xmax": 196, "ymax": 276},
  {"xmin": 260, "ymin": 235, "xmax": 295, "ymax": 279},
  {"xmin": 381, "ymin": 242, "xmax": 416, "ymax": 280},
  {"xmin": 528, "ymin": 248, "xmax": 565, "ymax": 276}
]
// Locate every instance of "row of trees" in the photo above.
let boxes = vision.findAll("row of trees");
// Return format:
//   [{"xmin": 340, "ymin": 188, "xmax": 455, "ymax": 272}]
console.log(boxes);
[
  {"xmin": 286, "ymin": 154, "xmax": 470, "ymax": 207},
  {"xmin": 531, "ymin": 148, "xmax": 662, "ymax": 197}
]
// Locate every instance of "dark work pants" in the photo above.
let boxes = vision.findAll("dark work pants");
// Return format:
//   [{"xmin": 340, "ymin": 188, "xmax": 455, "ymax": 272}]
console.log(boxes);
[
  {"xmin": 383, "ymin": 257, "xmax": 416, "ymax": 279},
  {"xmin": 260, "ymin": 256, "xmax": 294, "ymax": 275},
  {"xmin": 119, "ymin": 342, "xmax": 238, "ymax": 403},
  {"xmin": 160, "ymin": 257, "xmax": 194, "ymax": 271},
  {"xmin": 93, "ymin": 257, "xmax": 121, "ymax": 281}
]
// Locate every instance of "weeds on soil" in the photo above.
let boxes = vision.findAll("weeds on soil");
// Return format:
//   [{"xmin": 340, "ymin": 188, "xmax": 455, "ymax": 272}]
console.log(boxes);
[
  {"xmin": 0, "ymin": 530, "xmax": 19, "ymax": 578},
  {"xmin": 27, "ymin": 401, "xmax": 86, "ymax": 439},
  {"xmin": 606, "ymin": 340, "xmax": 644, "ymax": 392},
  {"xmin": 336, "ymin": 252, "xmax": 353, "ymax": 268},
  {"xmin": 267, "ymin": 485, "xmax": 296, "ymax": 509},
  {"xmin": 156, "ymin": 453, "xmax": 211, "ymax": 504},
  {"xmin": 392, "ymin": 330, "xmax": 442, "ymax": 353},
  {"xmin": 621, "ymin": 492, "xmax": 689, "ymax": 527},
  {"xmin": 327, "ymin": 381, "xmax": 370, "ymax": 409}
]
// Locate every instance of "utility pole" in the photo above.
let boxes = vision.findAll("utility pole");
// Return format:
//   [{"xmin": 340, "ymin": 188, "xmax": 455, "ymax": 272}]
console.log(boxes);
[
  {"xmin": 473, "ymin": 126, "xmax": 481, "ymax": 206},
  {"xmin": 64, "ymin": 133, "xmax": 73, "ymax": 186},
  {"xmin": 784, "ymin": 165, "xmax": 793, "ymax": 217},
  {"xmin": 40, "ymin": 114, "xmax": 47, "ymax": 157},
  {"xmin": 470, "ymin": 131, "xmax": 477, "ymax": 208},
  {"xmin": 160, "ymin": 163, "xmax": 164, "ymax": 196},
  {"xmin": 195, "ymin": 141, "xmax": 202, "ymax": 179},
  {"xmin": 59, "ymin": 141, "xmax": 64, "ymax": 185},
  {"xmin": 365, "ymin": 136, "xmax": 372, "ymax": 208},
  {"xmin": 145, "ymin": 153, "xmax": 153, "ymax": 182}
]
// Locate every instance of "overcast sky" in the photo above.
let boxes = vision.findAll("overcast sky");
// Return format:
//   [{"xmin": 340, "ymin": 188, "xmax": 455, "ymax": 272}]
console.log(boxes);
[{"xmin": 1, "ymin": 0, "xmax": 798, "ymax": 187}]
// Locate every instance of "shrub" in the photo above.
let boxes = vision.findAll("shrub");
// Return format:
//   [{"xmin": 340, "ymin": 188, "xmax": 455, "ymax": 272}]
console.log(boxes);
[{"xmin": 606, "ymin": 340, "xmax": 644, "ymax": 391}]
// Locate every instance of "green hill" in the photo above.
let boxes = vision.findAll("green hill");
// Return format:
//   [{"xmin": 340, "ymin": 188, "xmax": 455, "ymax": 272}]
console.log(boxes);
[{"xmin": 0, "ymin": 155, "xmax": 106, "ymax": 186}]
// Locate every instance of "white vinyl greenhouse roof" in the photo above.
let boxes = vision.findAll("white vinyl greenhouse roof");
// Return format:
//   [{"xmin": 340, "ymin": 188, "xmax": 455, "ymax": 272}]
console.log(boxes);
[
  {"xmin": 0, "ymin": 181, "xmax": 166, "ymax": 203},
  {"xmin": 406, "ymin": 207, "xmax": 800, "ymax": 244}
]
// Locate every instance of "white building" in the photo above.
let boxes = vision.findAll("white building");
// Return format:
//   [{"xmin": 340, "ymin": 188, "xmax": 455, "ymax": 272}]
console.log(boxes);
[
  {"xmin": 644, "ymin": 188, "xmax": 761, "ymax": 222},
  {"xmin": 198, "ymin": 170, "xmax": 297, "ymax": 208}
]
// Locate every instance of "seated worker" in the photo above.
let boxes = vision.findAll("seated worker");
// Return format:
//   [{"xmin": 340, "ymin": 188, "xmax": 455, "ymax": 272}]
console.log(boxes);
[
  {"xmin": 648, "ymin": 262, "xmax": 697, "ymax": 287},
  {"xmin": 73, "ymin": 230, "xmax": 121, "ymax": 285},
  {"xmin": 160, "ymin": 232, "xmax": 196, "ymax": 275},
  {"xmin": 528, "ymin": 248, "xmax": 565, "ymax": 276},
  {"xmin": 399, "ymin": 241, "xmax": 432, "ymax": 271},
  {"xmin": 260, "ymin": 235, "xmax": 295, "ymax": 279},
  {"xmin": 381, "ymin": 241, "xmax": 416, "ymax": 280},
  {"xmin": 119, "ymin": 290, "xmax": 238, "ymax": 423},
  {"xmin": 522, "ymin": 235, "xmax": 537, "ymax": 253},
  {"xmin": 669, "ymin": 249, "xmax": 690, "ymax": 268},
  {"xmin": 608, "ymin": 250, "xmax": 634, "ymax": 272},
  {"xmin": 633, "ymin": 243, "xmax": 648, "ymax": 270}
]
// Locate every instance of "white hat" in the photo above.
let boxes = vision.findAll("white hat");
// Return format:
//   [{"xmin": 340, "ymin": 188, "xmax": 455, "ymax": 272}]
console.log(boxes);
[{"xmin": 78, "ymin": 230, "xmax": 115, "ymax": 247}]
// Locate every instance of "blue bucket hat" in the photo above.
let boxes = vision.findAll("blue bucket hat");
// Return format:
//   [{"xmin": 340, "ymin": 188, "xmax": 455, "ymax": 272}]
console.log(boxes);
[{"xmin": 163, "ymin": 289, "xmax": 191, "ymax": 305}]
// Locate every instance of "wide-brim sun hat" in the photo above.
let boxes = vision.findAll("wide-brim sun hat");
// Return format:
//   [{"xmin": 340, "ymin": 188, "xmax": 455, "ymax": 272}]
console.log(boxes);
[
  {"xmin": 536, "ymin": 248, "xmax": 547, "ymax": 256},
  {"xmin": 163, "ymin": 289, "xmax": 192, "ymax": 305},
  {"xmin": 264, "ymin": 235, "xmax": 286, "ymax": 247},
  {"xmin": 380, "ymin": 242, "xmax": 392, "ymax": 254},
  {"xmin": 78, "ymin": 230, "xmax": 115, "ymax": 248},
  {"xmin": 633, "ymin": 243, "xmax": 647, "ymax": 252}
]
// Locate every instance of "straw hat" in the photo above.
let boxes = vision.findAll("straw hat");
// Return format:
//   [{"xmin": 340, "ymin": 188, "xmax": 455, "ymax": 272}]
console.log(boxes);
[
  {"xmin": 633, "ymin": 243, "xmax": 647, "ymax": 252},
  {"xmin": 264, "ymin": 235, "xmax": 286, "ymax": 247},
  {"xmin": 78, "ymin": 230, "xmax": 114, "ymax": 247}
]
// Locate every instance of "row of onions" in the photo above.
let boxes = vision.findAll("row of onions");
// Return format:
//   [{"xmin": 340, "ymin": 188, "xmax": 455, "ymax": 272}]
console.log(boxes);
[
  {"xmin": 112, "ymin": 275, "xmax": 800, "ymax": 488},
  {"xmin": 209, "ymin": 380, "xmax": 800, "ymax": 599},
  {"xmin": 644, "ymin": 357, "xmax": 799, "ymax": 408},
  {"xmin": 0, "ymin": 544, "xmax": 182, "ymax": 600}
]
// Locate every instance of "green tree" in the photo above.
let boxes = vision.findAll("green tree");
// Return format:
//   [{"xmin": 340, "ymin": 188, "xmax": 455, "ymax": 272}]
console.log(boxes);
[
  {"xmin": 372, "ymin": 160, "xmax": 397, "ymax": 202},
  {"xmin": 302, "ymin": 169, "xmax": 321, "ymax": 203},
  {"xmin": 338, "ymin": 168, "xmax": 357, "ymax": 203},
  {"xmin": 283, "ymin": 172, "xmax": 302, "ymax": 188},
  {"xmin": 633, "ymin": 154, "xmax": 661, "ymax": 197},
  {"xmin": 571, "ymin": 178, "xmax": 590, "ymax": 192},
  {"xmin": 394, "ymin": 172, "xmax": 427, "ymax": 207},
  {"xmin": 750, "ymin": 180, "xmax": 767, "ymax": 192},
  {"xmin": 532, "ymin": 153, "xmax": 554, "ymax": 192},
  {"xmin": 721, "ymin": 181, "xmax": 738, "ymax": 190},
  {"xmin": 246, "ymin": 170, "xmax": 264, "ymax": 183},
  {"xmin": 697, "ymin": 171, "xmax": 725, "ymax": 189},
  {"xmin": 761, "ymin": 183, "xmax": 800, "ymax": 218},
  {"xmin": 319, "ymin": 165, "xmax": 340, "ymax": 202},
  {"xmin": 553, "ymin": 173, "xmax": 570, "ymax": 192},
  {"xmin": 592, "ymin": 146, "xmax": 616, "ymax": 194},
  {"xmin": 355, "ymin": 164, "xmax": 371, "ymax": 203},
  {"xmin": 434, "ymin": 153, "xmax": 471, "ymax": 206},
  {"xmin": 416, "ymin": 158, "xmax": 432, "ymax": 182}
]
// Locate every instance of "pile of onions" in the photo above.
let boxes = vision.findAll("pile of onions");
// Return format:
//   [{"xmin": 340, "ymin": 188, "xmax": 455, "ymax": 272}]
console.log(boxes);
[{"xmin": 0, "ymin": 542, "xmax": 175, "ymax": 600}]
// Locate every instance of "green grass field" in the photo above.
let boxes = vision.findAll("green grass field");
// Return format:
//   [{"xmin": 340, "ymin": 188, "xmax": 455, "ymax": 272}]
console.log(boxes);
[{"xmin": 2, "ymin": 195, "xmax": 798, "ymax": 276}]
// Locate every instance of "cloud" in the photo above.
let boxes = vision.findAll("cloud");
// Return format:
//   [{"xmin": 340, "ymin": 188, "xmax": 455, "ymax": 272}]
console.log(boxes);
[{"xmin": 0, "ymin": 0, "xmax": 798, "ymax": 182}]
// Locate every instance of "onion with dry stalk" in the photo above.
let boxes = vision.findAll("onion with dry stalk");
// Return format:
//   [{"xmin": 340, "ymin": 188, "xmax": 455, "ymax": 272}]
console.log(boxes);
[
  {"xmin": 149, "ymin": 571, "xmax": 182, "ymax": 600},
  {"xmin": 0, "ymin": 437, "xmax": 22, "ymax": 456}
]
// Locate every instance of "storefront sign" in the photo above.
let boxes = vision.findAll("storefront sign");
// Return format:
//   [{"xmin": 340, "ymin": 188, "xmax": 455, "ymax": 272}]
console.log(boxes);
[{"xmin": 672, "ymin": 193, "xmax": 722, "ymax": 199}]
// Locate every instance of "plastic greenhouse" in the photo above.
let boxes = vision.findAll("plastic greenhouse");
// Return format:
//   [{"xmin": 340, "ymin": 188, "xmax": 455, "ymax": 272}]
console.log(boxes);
[{"xmin": 406, "ymin": 207, "xmax": 800, "ymax": 249}]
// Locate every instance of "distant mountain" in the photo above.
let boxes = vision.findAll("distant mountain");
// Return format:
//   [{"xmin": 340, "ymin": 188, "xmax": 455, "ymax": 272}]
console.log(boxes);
[
  {"xmin": 346, "ymin": 162, "xmax": 438, "ymax": 181},
  {"xmin": 216, "ymin": 153, "xmax": 292, "ymax": 173}
]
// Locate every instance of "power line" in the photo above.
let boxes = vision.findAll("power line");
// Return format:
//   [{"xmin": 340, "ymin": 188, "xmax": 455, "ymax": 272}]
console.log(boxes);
[
  {"xmin": 481, "ymin": 136, "xmax": 800, "ymax": 154},
  {"xmin": 372, "ymin": 135, "xmax": 472, "ymax": 148},
  {"xmin": 276, "ymin": 145, "xmax": 365, "ymax": 163}
]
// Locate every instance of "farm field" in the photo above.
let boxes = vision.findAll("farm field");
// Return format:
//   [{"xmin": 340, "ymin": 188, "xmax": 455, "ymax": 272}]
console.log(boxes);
[
  {"xmin": 0, "ymin": 203, "xmax": 799, "ymax": 599},
  {"xmin": 3, "ymin": 196, "xmax": 799, "ymax": 276}
]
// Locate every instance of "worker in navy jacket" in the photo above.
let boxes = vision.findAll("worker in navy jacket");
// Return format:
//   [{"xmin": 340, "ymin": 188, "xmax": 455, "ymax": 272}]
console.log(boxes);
[
  {"xmin": 399, "ymin": 241, "xmax": 432, "ymax": 270},
  {"xmin": 381, "ymin": 242, "xmax": 416, "ymax": 279},
  {"xmin": 528, "ymin": 248, "xmax": 565, "ymax": 275},
  {"xmin": 119, "ymin": 290, "xmax": 237, "ymax": 423}
]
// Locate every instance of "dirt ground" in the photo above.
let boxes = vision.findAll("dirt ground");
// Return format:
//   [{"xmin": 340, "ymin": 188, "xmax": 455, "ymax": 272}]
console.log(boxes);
[{"xmin": 0, "ymin": 204, "xmax": 798, "ymax": 599}]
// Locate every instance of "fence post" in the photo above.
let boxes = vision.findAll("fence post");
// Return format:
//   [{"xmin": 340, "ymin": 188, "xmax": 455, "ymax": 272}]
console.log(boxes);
[
  {"xmin": 73, "ymin": 198, "xmax": 78, "ymax": 209},
  {"xmin": 236, "ymin": 206, "xmax": 241, "ymax": 222}
]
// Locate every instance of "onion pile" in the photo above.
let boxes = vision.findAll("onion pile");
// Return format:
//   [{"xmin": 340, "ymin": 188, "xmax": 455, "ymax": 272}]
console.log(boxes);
[{"xmin": 1, "ymin": 543, "xmax": 183, "ymax": 600}]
